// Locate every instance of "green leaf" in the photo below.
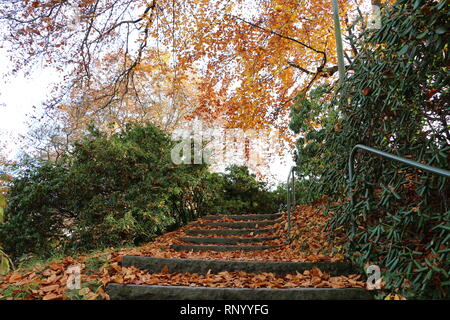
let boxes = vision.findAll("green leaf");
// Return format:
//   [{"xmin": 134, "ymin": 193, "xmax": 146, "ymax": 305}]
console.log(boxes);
[
  {"xmin": 435, "ymin": 25, "xmax": 449, "ymax": 35},
  {"xmin": 416, "ymin": 30, "xmax": 429, "ymax": 39},
  {"xmin": 436, "ymin": 0, "xmax": 447, "ymax": 10},
  {"xmin": 397, "ymin": 45, "xmax": 409, "ymax": 55},
  {"xmin": 413, "ymin": 0, "xmax": 422, "ymax": 10},
  {"xmin": 0, "ymin": 251, "xmax": 10, "ymax": 275}
]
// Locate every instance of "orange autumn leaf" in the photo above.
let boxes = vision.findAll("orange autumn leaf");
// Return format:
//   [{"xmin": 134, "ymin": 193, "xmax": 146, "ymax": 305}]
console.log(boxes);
[
  {"xmin": 40, "ymin": 284, "xmax": 60, "ymax": 293},
  {"xmin": 42, "ymin": 293, "xmax": 63, "ymax": 301},
  {"xmin": 161, "ymin": 265, "xmax": 169, "ymax": 274}
]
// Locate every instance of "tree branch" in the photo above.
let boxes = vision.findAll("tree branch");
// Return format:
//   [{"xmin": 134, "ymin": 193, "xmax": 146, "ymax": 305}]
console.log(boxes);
[{"xmin": 226, "ymin": 13, "xmax": 327, "ymax": 58}]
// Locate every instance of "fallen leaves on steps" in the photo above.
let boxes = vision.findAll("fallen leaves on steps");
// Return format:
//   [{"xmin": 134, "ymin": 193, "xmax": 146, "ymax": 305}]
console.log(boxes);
[
  {"xmin": 0, "ymin": 200, "xmax": 355, "ymax": 300},
  {"xmin": 102, "ymin": 264, "xmax": 366, "ymax": 289}
]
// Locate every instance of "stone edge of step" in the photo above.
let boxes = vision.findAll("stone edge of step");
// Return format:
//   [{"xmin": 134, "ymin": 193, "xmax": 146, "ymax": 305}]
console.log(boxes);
[
  {"xmin": 106, "ymin": 283, "xmax": 374, "ymax": 300},
  {"xmin": 201, "ymin": 214, "xmax": 282, "ymax": 221},
  {"xmin": 178, "ymin": 236, "xmax": 280, "ymax": 245},
  {"xmin": 186, "ymin": 228, "xmax": 277, "ymax": 236},
  {"xmin": 199, "ymin": 220, "xmax": 282, "ymax": 229},
  {"xmin": 122, "ymin": 256, "xmax": 358, "ymax": 276},
  {"xmin": 170, "ymin": 244, "xmax": 282, "ymax": 252}
]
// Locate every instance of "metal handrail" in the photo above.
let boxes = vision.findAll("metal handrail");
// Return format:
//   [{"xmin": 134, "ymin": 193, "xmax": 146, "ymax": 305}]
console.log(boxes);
[
  {"xmin": 286, "ymin": 166, "xmax": 297, "ymax": 242},
  {"xmin": 348, "ymin": 144, "xmax": 450, "ymax": 232}
]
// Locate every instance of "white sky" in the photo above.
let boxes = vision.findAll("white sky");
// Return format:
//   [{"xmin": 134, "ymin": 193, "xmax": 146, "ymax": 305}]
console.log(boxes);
[{"xmin": 0, "ymin": 48, "xmax": 62, "ymax": 160}]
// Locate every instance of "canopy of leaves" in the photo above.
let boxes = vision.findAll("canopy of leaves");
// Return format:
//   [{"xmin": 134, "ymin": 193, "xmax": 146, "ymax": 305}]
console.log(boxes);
[
  {"xmin": 290, "ymin": 0, "xmax": 449, "ymax": 299},
  {"xmin": 0, "ymin": 0, "xmax": 364, "ymax": 136}
]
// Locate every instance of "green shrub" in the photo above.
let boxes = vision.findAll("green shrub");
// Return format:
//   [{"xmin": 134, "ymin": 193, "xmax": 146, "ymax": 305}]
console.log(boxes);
[
  {"xmin": 214, "ymin": 165, "xmax": 280, "ymax": 215},
  {"xmin": 0, "ymin": 124, "xmax": 282, "ymax": 261},
  {"xmin": 289, "ymin": 84, "xmax": 340, "ymax": 203},
  {"xmin": 290, "ymin": 0, "xmax": 449, "ymax": 298},
  {"xmin": 0, "ymin": 124, "xmax": 210, "ymax": 259}
]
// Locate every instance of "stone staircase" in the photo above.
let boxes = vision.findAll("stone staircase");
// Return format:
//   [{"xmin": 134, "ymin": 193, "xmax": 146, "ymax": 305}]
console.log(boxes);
[
  {"xmin": 171, "ymin": 213, "xmax": 282, "ymax": 252},
  {"xmin": 106, "ymin": 213, "xmax": 373, "ymax": 300}
]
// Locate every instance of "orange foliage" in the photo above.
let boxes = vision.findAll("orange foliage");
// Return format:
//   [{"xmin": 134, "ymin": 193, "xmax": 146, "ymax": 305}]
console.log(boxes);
[{"xmin": 2, "ymin": 0, "xmax": 367, "ymax": 135}]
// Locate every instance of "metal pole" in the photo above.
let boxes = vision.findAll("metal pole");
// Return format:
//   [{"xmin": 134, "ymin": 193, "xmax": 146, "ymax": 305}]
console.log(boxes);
[
  {"xmin": 332, "ymin": 0, "xmax": 346, "ymax": 84},
  {"xmin": 287, "ymin": 170, "xmax": 291, "ymax": 241},
  {"xmin": 286, "ymin": 166, "xmax": 296, "ymax": 243},
  {"xmin": 291, "ymin": 170, "xmax": 295, "ymax": 240},
  {"xmin": 349, "ymin": 144, "xmax": 450, "ymax": 180}
]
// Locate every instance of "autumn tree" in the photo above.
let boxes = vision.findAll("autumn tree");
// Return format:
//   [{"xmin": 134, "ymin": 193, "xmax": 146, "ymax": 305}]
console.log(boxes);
[
  {"xmin": 0, "ymin": 0, "xmax": 369, "ymax": 137},
  {"xmin": 65, "ymin": 49, "xmax": 200, "ymax": 132},
  {"xmin": 17, "ymin": 46, "xmax": 203, "ymax": 162}
]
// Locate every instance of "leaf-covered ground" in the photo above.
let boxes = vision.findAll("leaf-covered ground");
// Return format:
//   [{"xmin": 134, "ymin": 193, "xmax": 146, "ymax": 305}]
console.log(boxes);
[{"xmin": 0, "ymin": 200, "xmax": 361, "ymax": 300}]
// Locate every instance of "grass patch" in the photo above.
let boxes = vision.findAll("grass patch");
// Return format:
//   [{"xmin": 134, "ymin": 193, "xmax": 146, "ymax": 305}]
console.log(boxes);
[
  {"xmin": 85, "ymin": 255, "xmax": 108, "ymax": 273},
  {"xmin": 0, "ymin": 282, "xmax": 39, "ymax": 300},
  {"xmin": 65, "ymin": 280, "xmax": 103, "ymax": 300}
]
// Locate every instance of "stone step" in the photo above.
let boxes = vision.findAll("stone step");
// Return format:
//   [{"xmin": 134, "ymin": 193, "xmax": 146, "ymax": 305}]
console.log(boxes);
[
  {"xmin": 199, "ymin": 220, "xmax": 281, "ymax": 229},
  {"xmin": 106, "ymin": 284, "xmax": 374, "ymax": 300},
  {"xmin": 121, "ymin": 256, "xmax": 357, "ymax": 276},
  {"xmin": 202, "ymin": 214, "xmax": 282, "ymax": 221},
  {"xmin": 171, "ymin": 244, "xmax": 281, "ymax": 252},
  {"xmin": 186, "ymin": 228, "xmax": 277, "ymax": 236},
  {"xmin": 178, "ymin": 236, "xmax": 279, "ymax": 245}
]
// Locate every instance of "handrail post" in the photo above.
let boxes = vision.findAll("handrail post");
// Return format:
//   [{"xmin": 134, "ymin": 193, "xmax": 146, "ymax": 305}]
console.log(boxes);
[
  {"xmin": 291, "ymin": 169, "xmax": 296, "ymax": 238},
  {"xmin": 288, "ymin": 171, "xmax": 292, "ymax": 239},
  {"xmin": 348, "ymin": 146, "xmax": 358, "ymax": 236},
  {"xmin": 286, "ymin": 166, "xmax": 296, "ymax": 243}
]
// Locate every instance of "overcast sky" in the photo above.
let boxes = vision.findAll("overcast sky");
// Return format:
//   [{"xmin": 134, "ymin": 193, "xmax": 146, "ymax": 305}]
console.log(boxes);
[{"xmin": 0, "ymin": 47, "xmax": 62, "ymax": 159}]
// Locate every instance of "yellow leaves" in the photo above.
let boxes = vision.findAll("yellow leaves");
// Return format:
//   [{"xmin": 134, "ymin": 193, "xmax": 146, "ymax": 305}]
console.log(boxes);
[
  {"xmin": 306, "ymin": 119, "xmax": 321, "ymax": 129},
  {"xmin": 166, "ymin": 0, "xmax": 351, "ymax": 133},
  {"xmin": 280, "ymin": 67, "xmax": 294, "ymax": 86},
  {"xmin": 56, "ymin": 104, "xmax": 70, "ymax": 111},
  {"xmin": 224, "ymin": 3, "xmax": 234, "ymax": 14},
  {"xmin": 160, "ymin": 52, "xmax": 171, "ymax": 64},
  {"xmin": 11, "ymin": 0, "xmax": 365, "ymax": 142}
]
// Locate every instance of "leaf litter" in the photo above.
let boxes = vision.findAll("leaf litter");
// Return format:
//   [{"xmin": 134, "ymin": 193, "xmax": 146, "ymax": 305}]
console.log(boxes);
[{"xmin": 0, "ymin": 200, "xmax": 360, "ymax": 300}]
